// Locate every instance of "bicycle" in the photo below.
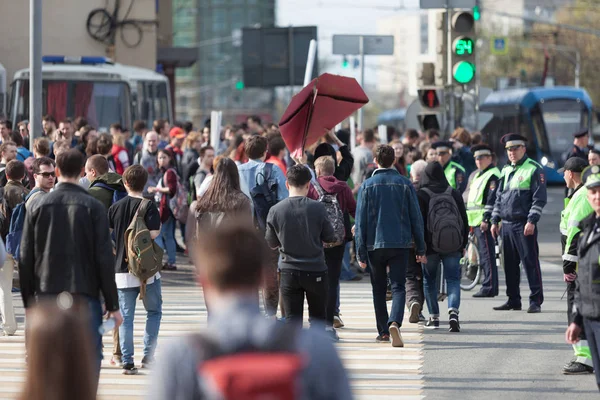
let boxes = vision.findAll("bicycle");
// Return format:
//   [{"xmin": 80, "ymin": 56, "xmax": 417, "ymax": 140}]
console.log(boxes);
[{"xmin": 460, "ymin": 228, "xmax": 481, "ymax": 291}]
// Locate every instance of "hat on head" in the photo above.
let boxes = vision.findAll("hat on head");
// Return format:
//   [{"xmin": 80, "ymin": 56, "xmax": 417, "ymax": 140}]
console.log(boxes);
[
  {"xmin": 500, "ymin": 133, "xmax": 527, "ymax": 149},
  {"xmin": 558, "ymin": 156, "xmax": 588, "ymax": 174},
  {"xmin": 574, "ymin": 129, "xmax": 589, "ymax": 138},
  {"xmin": 471, "ymin": 144, "xmax": 493, "ymax": 158},
  {"xmin": 583, "ymin": 165, "xmax": 600, "ymax": 188},
  {"xmin": 431, "ymin": 141, "xmax": 452, "ymax": 153},
  {"xmin": 169, "ymin": 127, "xmax": 186, "ymax": 139}
]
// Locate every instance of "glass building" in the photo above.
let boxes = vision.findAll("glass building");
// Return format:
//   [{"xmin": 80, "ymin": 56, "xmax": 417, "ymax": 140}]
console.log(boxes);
[{"xmin": 173, "ymin": 0, "xmax": 275, "ymax": 125}]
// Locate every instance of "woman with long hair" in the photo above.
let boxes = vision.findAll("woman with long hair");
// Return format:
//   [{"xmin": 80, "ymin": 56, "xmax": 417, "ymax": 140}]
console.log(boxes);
[
  {"xmin": 389, "ymin": 139, "xmax": 408, "ymax": 177},
  {"xmin": 196, "ymin": 157, "xmax": 251, "ymax": 224},
  {"xmin": 20, "ymin": 295, "xmax": 97, "ymax": 400},
  {"xmin": 149, "ymin": 149, "xmax": 179, "ymax": 270}
]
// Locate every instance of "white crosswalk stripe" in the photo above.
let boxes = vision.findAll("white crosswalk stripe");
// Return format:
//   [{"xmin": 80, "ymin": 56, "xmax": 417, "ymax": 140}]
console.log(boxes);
[{"xmin": 0, "ymin": 270, "xmax": 424, "ymax": 399}]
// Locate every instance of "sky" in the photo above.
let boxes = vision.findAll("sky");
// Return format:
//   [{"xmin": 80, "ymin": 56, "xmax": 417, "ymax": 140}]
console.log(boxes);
[{"xmin": 276, "ymin": 0, "xmax": 422, "ymax": 83}]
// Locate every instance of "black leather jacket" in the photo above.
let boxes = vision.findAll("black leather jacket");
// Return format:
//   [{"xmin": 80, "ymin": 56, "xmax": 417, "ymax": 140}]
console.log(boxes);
[
  {"xmin": 574, "ymin": 214, "xmax": 600, "ymax": 326},
  {"xmin": 18, "ymin": 182, "xmax": 119, "ymax": 311}
]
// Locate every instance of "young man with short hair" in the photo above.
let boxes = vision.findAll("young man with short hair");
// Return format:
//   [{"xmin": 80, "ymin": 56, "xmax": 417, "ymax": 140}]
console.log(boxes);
[
  {"xmin": 27, "ymin": 157, "xmax": 56, "ymax": 208},
  {"xmin": 19, "ymin": 149, "xmax": 122, "ymax": 383},
  {"xmin": 148, "ymin": 219, "xmax": 351, "ymax": 399},
  {"xmin": 109, "ymin": 165, "xmax": 162, "ymax": 375},
  {"xmin": 0, "ymin": 141, "xmax": 18, "ymax": 187},
  {"xmin": 266, "ymin": 165, "xmax": 335, "ymax": 328},
  {"xmin": 58, "ymin": 118, "xmax": 78, "ymax": 148},
  {"xmin": 86, "ymin": 154, "xmax": 126, "ymax": 211}
]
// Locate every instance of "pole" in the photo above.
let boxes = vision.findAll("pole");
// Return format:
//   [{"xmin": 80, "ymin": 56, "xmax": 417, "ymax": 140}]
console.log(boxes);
[
  {"xmin": 446, "ymin": 2, "xmax": 454, "ymax": 135},
  {"xmin": 575, "ymin": 49, "xmax": 580, "ymax": 88},
  {"xmin": 303, "ymin": 39, "xmax": 317, "ymax": 87},
  {"xmin": 288, "ymin": 26, "xmax": 294, "ymax": 101},
  {"xmin": 475, "ymin": 38, "xmax": 482, "ymax": 130},
  {"xmin": 358, "ymin": 36, "xmax": 365, "ymax": 132},
  {"xmin": 349, "ymin": 116, "xmax": 356, "ymax": 151},
  {"xmin": 29, "ymin": 0, "xmax": 42, "ymax": 152}
]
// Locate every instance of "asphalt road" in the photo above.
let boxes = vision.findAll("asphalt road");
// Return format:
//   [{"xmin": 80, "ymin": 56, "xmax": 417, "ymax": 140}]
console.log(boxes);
[{"xmin": 423, "ymin": 187, "xmax": 600, "ymax": 399}]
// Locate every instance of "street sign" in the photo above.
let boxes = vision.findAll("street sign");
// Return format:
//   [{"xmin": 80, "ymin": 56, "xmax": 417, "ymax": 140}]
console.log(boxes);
[
  {"xmin": 491, "ymin": 37, "xmax": 508, "ymax": 55},
  {"xmin": 420, "ymin": 0, "xmax": 476, "ymax": 9},
  {"xmin": 332, "ymin": 35, "xmax": 394, "ymax": 55}
]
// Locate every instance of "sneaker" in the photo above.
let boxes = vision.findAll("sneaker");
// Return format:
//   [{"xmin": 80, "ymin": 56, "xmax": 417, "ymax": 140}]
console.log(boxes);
[
  {"xmin": 563, "ymin": 361, "xmax": 594, "ymax": 375},
  {"xmin": 122, "ymin": 363, "xmax": 139, "ymax": 375},
  {"xmin": 418, "ymin": 312, "xmax": 426, "ymax": 322},
  {"xmin": 141, "ymin": 356, "xmax": 154, "ymax": 369},
  {"xmin": 162, "ymin": 263, "xmax": 177, "ymax": 271},
  {"xmin": 350, "ymin": 275, "xmax": 363, "ymax": 281},
  {"xmin": 326, "ymin": 327, "xmax": 340, "ymax": 342},
  {"xmin": 110, "ymin": 356, "xmax": 123, "ymax": 367},
  {"xmin": 408, "ymin": 302, "xmax": 422, "ymax": 324},
  {"xmin": 389, "ymin": 322, "xmax": 404, "ymax": 348},
  {"xmin": 449, "ymin": 311, "xmax": 460, "ymax": 332},
  {"xmin": 376, "ymin": 334, "xmax": 390, "ymax": 343},
  {"xmin": 425, "ymin": 317, "xmax": 439, "ymax": 330},
  {"xmin": 333, "ymin": 314, "xmax": 345, "ymax": 329}
]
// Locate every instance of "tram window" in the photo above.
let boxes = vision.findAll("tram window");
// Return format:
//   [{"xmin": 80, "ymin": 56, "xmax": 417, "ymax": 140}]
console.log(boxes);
[{"xmin": 540, "ymin": 100, "xmax": 586, "ymax": 150}]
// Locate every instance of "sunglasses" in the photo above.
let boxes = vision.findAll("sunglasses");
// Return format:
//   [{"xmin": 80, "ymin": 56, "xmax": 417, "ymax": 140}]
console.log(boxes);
[{"xmin": 36, "ymin": 172, "xmax": 56, "ymax": 178}]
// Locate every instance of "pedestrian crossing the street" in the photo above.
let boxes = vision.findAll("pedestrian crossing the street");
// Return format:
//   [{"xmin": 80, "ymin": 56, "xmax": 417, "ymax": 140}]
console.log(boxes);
[{"xmin": 0, "ymin": 267, "xmax": 424, "ymax": 399}]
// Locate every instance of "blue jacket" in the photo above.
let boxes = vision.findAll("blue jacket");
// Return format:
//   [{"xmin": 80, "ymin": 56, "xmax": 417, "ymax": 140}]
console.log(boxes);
[
  {"xmin": 355, "ymin": 168, "xmax": 426, "ymax": 263},
  {"xmin": 491, "ymin": 155, "xmax": 547, "ymax": 224},
  {"xmin": 238, "ymin": 159, "xmax": 289, "ymax": 202}
]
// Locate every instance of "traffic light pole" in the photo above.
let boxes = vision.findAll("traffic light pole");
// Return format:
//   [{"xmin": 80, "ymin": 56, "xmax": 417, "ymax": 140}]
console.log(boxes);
[
  {"xmin": 29, "ymin": 0, "xmax": 42, "ymax": 152},
  {"xmin": 445, "ymin": 1, "xmax": 455, "ymax": 135}
]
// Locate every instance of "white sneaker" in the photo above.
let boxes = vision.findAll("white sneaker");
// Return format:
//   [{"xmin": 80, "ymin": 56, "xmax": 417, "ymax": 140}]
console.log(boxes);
[
  {"xmin": 333, "ymin": 314, "xmax": 344, "ymax": 329},
  {"xmin": 389, "ymin": 322, "xmax": 404, "ymax": 347}
]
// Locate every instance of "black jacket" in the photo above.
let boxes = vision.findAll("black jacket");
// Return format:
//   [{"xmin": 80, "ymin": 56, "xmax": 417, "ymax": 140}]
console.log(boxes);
[
  {"xmin": 313, "ymin": 143, "xmax": 354, "ymax": 182},
  {"xmin": 181, "ymin": 148, "xmax": 200, "ymax": 189},
  {"xmin": 417, "ymin": 162, "xmax": 469, "ymax": 255},
  {"xmin": 574, "ymin": 214, "xmax": 600, "ymax": 325},
  {"xmin": 18, "ymin": 182, "xmax": 118, "ymax": 311}
]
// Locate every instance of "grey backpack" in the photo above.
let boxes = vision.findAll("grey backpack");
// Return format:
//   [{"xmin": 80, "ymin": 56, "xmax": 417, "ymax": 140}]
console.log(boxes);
[
  {"xmin": 422, "ymin": 187, "xmax": 464, "ymax": 254},
  {"xmin": 314, "ymin": 180, "xmax": 345, "ymax": 248}
]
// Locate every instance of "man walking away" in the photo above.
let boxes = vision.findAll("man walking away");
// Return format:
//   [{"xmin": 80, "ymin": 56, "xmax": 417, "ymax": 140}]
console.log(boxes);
[
  {"xmin": 351, "ymin": 129, "xmax": 376, "ymax": 193},
  {"xmin": 109, "ymin": 165, "xmax": 162, "ymax": 375},
  {"xmin": 86, "ymin": 155, "xmax": 127, "ymax": 211},
  {"xmin": 355, "ymin": 145, "xmax": 426, "ymax": 347},
  {"xmin": 148, "ymin": 219, "xmax": 352, "ymax": 399},
  {"xmin": 0, "ymin": 161, "xmax": 29, "ymax": 336},
  {"xmin": 239, "ymin": 135, "xmax": 288, "ymax": 318},
  {"xmin": 266, "ymin": 165, "xmax": 335, "ymax": 329},
  {"xmin": 308, "ymin": 156, "xmax": 356, "ymax": 340},
  {"xmin": 19, "ymin": 149, "xmax": 122, "ymax": 384}
]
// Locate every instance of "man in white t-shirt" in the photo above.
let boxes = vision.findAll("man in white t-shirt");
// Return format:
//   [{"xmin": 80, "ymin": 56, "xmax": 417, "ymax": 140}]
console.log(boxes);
[{"xmin": 108, "ymin": 165, "xmax": 163, "ymax": 375}]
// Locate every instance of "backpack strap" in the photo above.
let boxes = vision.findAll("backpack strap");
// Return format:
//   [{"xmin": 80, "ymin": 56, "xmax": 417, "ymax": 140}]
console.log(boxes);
[
  {"xmin": 445, "ymin": 186, "xmax": 453, "ymax": 195},
  {"xmin": 421, "ymin": 187, "xmax": 434, "ymax": 197},
  {"xmin": 313, "ymin": 178, "xmax": 326, "ymax": 197},
  {"xmin": 256, "ymin": 163, "xmax": 274, "ymax": 186},
  {"xmin": 91, "ymin": 181, "xmax": 116, "ymax": 192},
  {"xmin": 136, "ymin": 199, "xmax": 150, "ymax": 218}
]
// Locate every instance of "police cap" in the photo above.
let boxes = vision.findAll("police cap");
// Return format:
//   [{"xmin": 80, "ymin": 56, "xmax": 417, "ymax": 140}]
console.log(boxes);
[
  {"xmin": 431, "ymin": 141, "xmax": 452, "ymax": 153},
  {"xmin": 583, "ymin": 165, "xmax": 600, "ymax": 189},
  {"xmin": 574, "ymin": 129, "xmax": 589, "ymax": 138},
  {"xmin": 471, "ymin": 144, "xmax": 493, "ymax": 159},
  {"xmin": 500, "ymin": 133, "xmax": 527, "ymax": 149},
  {"xmin": 558, "ymin": 156, "xmax": 588, "ymax": 174}
]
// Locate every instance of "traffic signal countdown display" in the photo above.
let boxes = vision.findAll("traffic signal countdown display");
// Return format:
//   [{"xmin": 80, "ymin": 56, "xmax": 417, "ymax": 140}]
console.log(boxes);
[{"xmin": 450, "ymin": 11, "xmax": 476, "ymax": 86}]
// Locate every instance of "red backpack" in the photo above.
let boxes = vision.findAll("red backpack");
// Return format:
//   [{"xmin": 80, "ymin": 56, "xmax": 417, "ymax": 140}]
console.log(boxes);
[{"xmin": 192, "ymin": 325, "xmax": 305, "ymax": 399}]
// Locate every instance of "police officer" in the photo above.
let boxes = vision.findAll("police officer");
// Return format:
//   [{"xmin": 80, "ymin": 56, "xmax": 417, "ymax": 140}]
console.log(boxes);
[
  {"xmin": 466, "ymin": 144, "xmax": 501, "ymax": 298},
  {"xmin": 560, "ymin": 157, "xmax": 594, "ymax": 374},
  {"xmin": 563, "ymin": 129, "xmax": 590, "ymax": 163},
  {"xmin": 431, "ymin": 141, "xmax": 467, "ymax": 194},
  {"xmin": 566, "ymin": 165, "xmax": 600, "ymax": 391},
  {"xmin": 491, "ymin": 134, "xmax": 547, "ymax": 313}
]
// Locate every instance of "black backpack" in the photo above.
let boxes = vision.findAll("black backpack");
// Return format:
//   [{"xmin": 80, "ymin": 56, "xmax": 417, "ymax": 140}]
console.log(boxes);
[
  {"xmin": 250, "ymin": 164, "xmax": 278, "ymax": 231},
  {"xmin": 422, "ymin": 187, "xmax": 464, "ymax": 254}
]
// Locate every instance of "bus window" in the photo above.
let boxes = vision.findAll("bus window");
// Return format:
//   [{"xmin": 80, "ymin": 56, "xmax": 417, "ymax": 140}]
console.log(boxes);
[
  {"xmin": 12, "ymin": 79, "xmax": 130, "ymax": 130},
  {"xmin": 153, "ymin": 82, "xmax": 169, "ymax": 122}
]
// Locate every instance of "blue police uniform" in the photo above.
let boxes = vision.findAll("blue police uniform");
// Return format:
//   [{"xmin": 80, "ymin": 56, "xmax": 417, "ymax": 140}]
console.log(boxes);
[{"xmin": 491, "ymin": 134, "xmax": 547, "ymax": 312}]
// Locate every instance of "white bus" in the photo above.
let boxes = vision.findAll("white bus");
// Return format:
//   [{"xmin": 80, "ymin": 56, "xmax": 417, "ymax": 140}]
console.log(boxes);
[{"xmin": 8, "ymin": 56, "xmax": 172, "ymax": 130}]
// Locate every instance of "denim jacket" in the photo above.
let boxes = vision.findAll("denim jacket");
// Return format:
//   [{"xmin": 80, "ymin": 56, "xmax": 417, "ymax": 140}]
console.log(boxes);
[{"xmin": 355, "ymin": 168, "xmax": 426, "ymax": 263}]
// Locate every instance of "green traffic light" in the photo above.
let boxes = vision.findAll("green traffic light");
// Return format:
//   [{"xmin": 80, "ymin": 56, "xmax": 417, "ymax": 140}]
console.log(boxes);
[
  {"xmin": 473, "ymin": 5, "xmax": 480, "ymax": 21},
  {"xmin": 342, "ymin": 57, "xmax": 349, "ymax": 68},
  {"xmin": 236, "ymin": 81, "xmax": 244, "ymax": 90},
  {"xmin": 453, "ymin": 61, "xmax": 475, "ymax": 84}
]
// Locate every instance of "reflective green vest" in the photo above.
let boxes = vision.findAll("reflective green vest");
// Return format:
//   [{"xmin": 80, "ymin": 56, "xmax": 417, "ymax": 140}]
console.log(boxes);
[
  {"xmin": 444, "ymin": 161, "xmax": 466, "ymax": 190},
  {"xmin": 467, "ymin": 167, "xmax": 501, "ymax": 227},
  {"xmin": 560, "ymin": 185, "xmax": 593, "ymax": 263},
  {"xmin": 502, "ymin": 158, "xmax": 541, "ymax": 190}
]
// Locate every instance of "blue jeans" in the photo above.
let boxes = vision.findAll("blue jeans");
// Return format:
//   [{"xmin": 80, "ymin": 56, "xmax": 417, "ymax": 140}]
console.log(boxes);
[
  {"xmin": 340, "ymin": 242, "xmax": 357, "ymax": 281},
  {"xmin": 422, "ymin": 252, "xmax": 461, "ymax": 316},
  {"xmin": 155, "ymin": 216, "xmax": 176, "ymax": 264},
  {"xmin": 368, "ymin": 248, "xmax": 409, "ymax": 335},
  {"xmin": 118, "ymin": 279, "xmax": 163, "ymax": 365},
  {"xmin": 83, "ymin": 296, "xmax": 103, "ymax": 386}
]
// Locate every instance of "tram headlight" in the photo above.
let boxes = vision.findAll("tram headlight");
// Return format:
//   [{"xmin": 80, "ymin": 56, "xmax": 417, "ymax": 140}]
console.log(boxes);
[{"xmin": 541, "ymin": 156, "xmax": 548, "ymax": 166}]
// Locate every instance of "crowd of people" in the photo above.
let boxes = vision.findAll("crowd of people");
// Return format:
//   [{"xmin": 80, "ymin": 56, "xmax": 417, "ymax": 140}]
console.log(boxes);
[{"xmin": 2, "ymin": 111, "xmax": 600, "ymax": 397}]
